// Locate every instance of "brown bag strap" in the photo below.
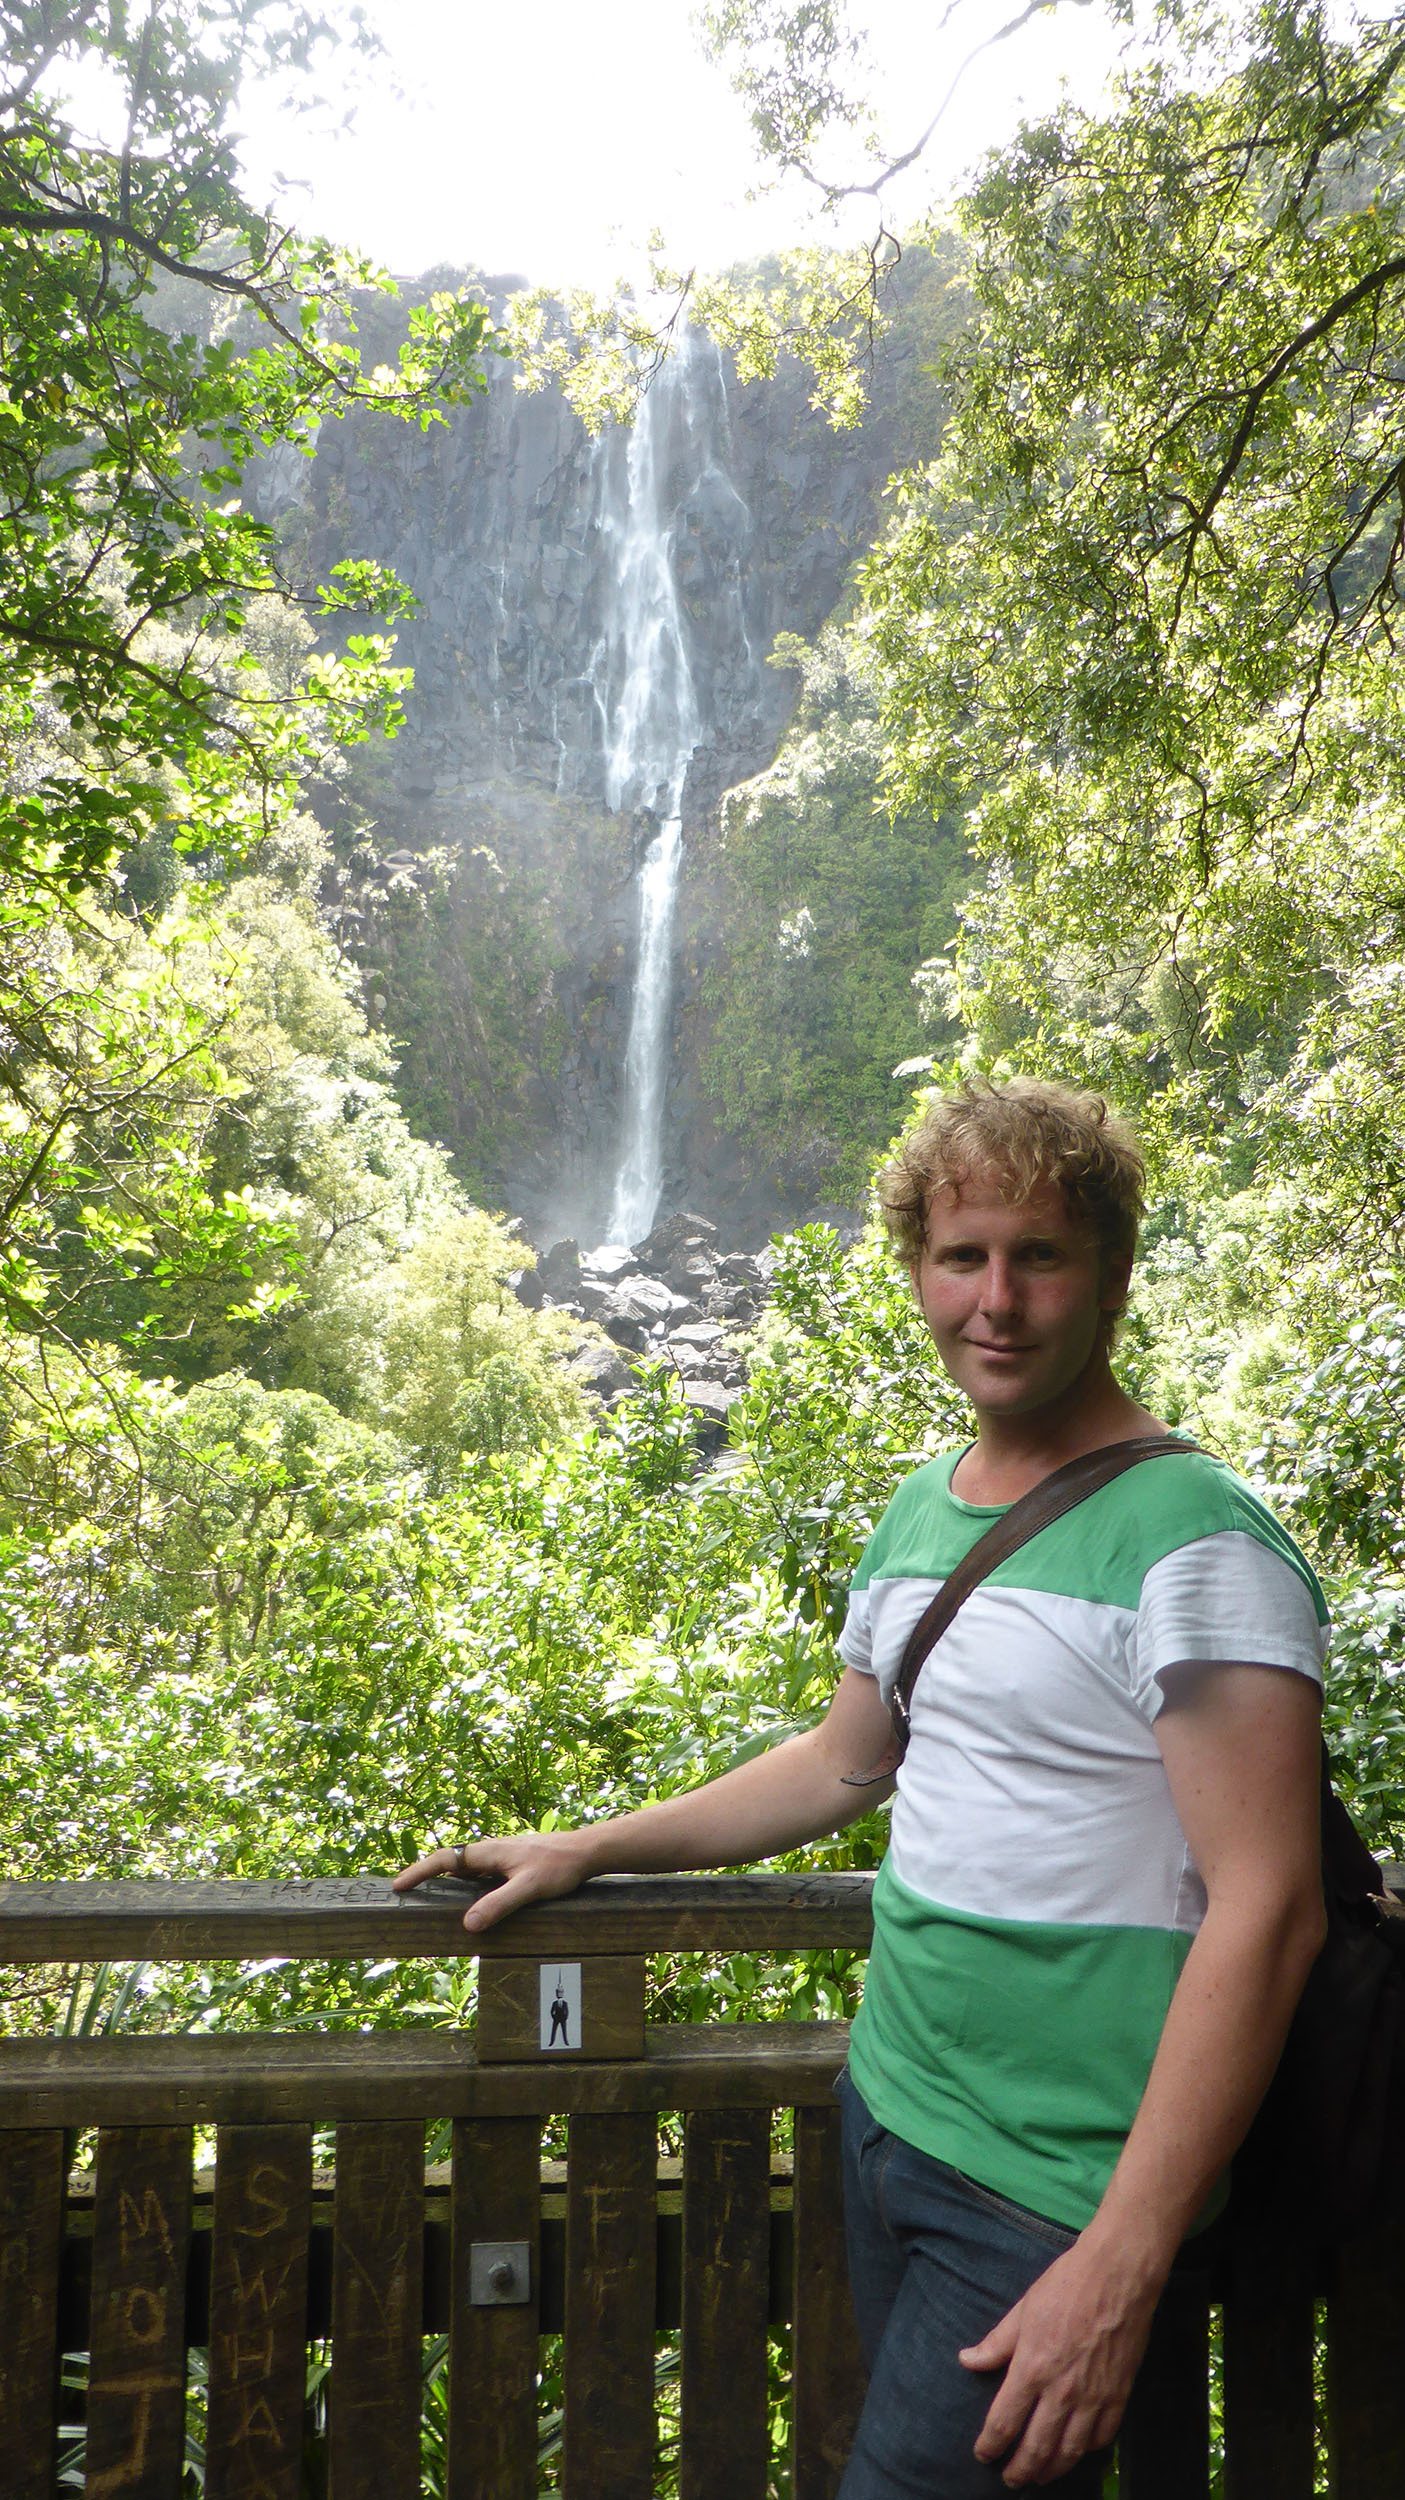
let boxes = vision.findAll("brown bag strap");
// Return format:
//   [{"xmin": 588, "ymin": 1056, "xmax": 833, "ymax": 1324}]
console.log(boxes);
[{"xmin": 885, "ymin": 1435, "xmax": 1202, "ymax": 1760}]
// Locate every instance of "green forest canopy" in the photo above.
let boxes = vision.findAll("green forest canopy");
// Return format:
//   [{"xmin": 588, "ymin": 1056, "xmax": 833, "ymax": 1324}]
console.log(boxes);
[{"xmin": 3, "ymin": 0, "xmax": 1405, "ymax": 2067}]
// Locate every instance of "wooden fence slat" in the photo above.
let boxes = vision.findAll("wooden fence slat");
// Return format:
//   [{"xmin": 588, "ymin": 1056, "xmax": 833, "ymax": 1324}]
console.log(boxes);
[
  {"xmin": 0, "ymin": 1870, "xmax": 876, "ymax": 1964},
  {"xmin": 204, "ymin": 2123, "xmax": 312, "ymax": 2500},
  {"xmin": 0, "ymin": 2129, "xmax": 66, "ymax": 2499},
  {"xmin": 447, "ymin": 2117, "xmax": 541, "ymax": 2500},
  {"xmin": 1118, "ymin": 2266, "xmax": 1212, "ymax": 2500},
  {"xmin": 563, "ymin": 2109, "xmax": 657, "ymax": 2500},
  {"xmin": 86, "ymin": 2125, "xmax": 193, "ymax": 2500},
  {"xmin": 0, "ymin": 2015, "xmax": 847, "ymax": 2125},
  {"xmin": 791, "ymin": 2104, "xmax": 865, "ymax": 2500},
  {"xmin": 328, "ymin": 2121, "xmax": 425, "ymax": 2500},
  {"xmin": 1221, "ymin": 2221, "xmax": 1317, "ymax": 2500},
  {"xmin": 679, "ymin": 2108, "xmax": 772, "ymax": 2500},
  {"xmin": 1326, "ymin": 2217, "xmax": 1405, "ymax": 2498}
]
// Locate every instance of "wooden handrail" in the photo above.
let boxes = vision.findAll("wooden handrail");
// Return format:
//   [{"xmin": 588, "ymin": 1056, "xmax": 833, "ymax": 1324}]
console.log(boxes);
[
  {"xmin": 0, "ymin": 2020, "xmax": 850, "ymax": 2125},
  {"xmin": 3, "ymin": 1863, "xmax": 1399, "ymax": 1967},
  {"xmin": 0, "ymin": 1869, "xmax": 876, "ymax": 1964}
]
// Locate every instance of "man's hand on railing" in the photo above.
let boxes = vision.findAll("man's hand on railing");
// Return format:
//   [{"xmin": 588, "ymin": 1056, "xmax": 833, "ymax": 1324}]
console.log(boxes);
[
  {"xmin": 395, "ymin": 1668, "xmax": 894, "ymax": 1936},
  {"xmin": 393, "ymin": 1831, "xmax": 598, "ymax": 1933}
]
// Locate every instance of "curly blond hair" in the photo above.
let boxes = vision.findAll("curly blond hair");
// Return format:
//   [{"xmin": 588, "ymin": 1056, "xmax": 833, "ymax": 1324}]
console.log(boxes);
[{"xmin": 876, "ymin": 1078, "xmax": 1145, "ymax": 1268}]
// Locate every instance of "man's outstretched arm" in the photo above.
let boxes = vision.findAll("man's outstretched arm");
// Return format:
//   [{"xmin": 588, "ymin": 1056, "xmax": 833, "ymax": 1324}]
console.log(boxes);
[{"xmin": 393, "ymin": 1662, "xmax": 896, "ymax": 1932}]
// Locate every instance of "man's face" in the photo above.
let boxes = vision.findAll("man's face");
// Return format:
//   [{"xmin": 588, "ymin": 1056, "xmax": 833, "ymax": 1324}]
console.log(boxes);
[{"xmin": 911, "ymin": 1172, "xmax": 1131, "ymax": 1424}]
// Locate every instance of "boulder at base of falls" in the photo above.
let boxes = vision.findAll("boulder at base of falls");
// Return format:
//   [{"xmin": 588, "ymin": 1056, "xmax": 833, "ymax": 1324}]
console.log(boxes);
[
  {"xmin": 563, "ymin": 1338, "xmax": 637, "ymax": 1405},
  {"xmin": 664, "ymin": 1249, "xmax": 717, "ymax": 1297},
  {"xmin": 587, "ymin": 1275, "xmax": 693, "ymax": 1351},
  {"xmin": 681, "ymin": 1380, "xmax": 738, "ymax": 1455},
  {"xmin": 635, "ymin": 1210, "xmax": 718, "ymax": 1265},
  {"xmin": 537, "ymin": 1237, "xmax": 583, "ymax": 1297},
  {"xmin": 668, "ymin": 1338, "xmax": 729, "ymax": 1381},
  {"xmin": 580, "ymin": 1244, "xmax": 639, "ymax": 1282},
  {"xmin": 510, "ymin": 1265, "xmax": 546, "ymax": 1309},
  {"xmin": 703, "ymin": 1283, "xmax": 757, "ymax": 1324}
]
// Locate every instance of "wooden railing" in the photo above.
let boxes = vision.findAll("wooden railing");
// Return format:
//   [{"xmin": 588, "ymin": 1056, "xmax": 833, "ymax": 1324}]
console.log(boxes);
[{"xmin": 0, "ymin": 1871, "xmax": 1401, "ymax": 2499}]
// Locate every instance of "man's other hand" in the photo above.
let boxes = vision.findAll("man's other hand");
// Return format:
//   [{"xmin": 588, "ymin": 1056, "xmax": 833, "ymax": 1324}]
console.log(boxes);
[
  {"xmin": 959, "ymin": 2234, "xmax": 1160, "ymax": 2487},
  {"xmin": 392, "ymin": 1831, "xmax": 596, "ymax": 1933}
]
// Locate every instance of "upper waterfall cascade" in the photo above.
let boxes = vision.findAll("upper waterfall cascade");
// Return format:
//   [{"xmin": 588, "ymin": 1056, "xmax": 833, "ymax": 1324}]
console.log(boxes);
[
  {"xmin": 589, "ymin": 330, "xmax": 757, "ymax": 1245},
  {"xmin": 278, "ymin": 273, "xmax": 911, "ymax": 1241}
]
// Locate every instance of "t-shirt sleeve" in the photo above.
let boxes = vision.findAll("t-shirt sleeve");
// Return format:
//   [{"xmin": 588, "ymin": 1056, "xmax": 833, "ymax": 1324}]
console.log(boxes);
[
  {"xmin": 1131, "ymin": 1528, "xmax": 1328, "ymax": 1721},
  {"xmin": 837, "ymin": 1585, "xmax": 876, "ymax": 1676}
]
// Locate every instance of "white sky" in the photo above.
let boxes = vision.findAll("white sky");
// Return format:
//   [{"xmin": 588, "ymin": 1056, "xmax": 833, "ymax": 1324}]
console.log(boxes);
[{"xmin": 231, "ymin": 0, "xmax": 1135, "ymax": 287}]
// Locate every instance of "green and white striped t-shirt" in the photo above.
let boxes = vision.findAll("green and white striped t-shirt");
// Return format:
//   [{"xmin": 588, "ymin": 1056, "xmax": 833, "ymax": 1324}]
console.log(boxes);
[{"xmin": 839, "ymin": 1446, "xmax": 1328, "ymax": 2230}]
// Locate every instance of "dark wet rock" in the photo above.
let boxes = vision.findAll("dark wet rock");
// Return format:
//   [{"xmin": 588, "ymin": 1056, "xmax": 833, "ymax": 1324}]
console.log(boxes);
[
  {"xmin": 573, "ymin": 1276, "xmax": 625, "ymax": 1318},
  {"xmin": 664, "ymin": 1250, "xmax": 717, "ymax": 1297},
  {"xmin": 564, "ymin": 1339, "xmax": 636, "ymax": 1404},
  {"xmin": 580, "ymin": 1244, "xmax": 639, "ymax": 1281},
  {"xmin": 616, "ymin": 1277, "xmax": 692, "ymax": 1324},
  {"xmin": 703, "ymin": 1285, "xmax": 757, "ymax": 1325},
  {"xmin": 668, "ymin": 1340, "xmax": 716, "ymax": 1378},
  {"xmin": 537, "ymin": 1238, "xmax": 582, "ymax": 1296},
  {"xmin": 585, "ymin": 1274, "xmax": 693, "ymax": 1351},
  {"xmin": 681, "ymin": 1379, "xmax": 738, "ymax": 1452},
  {"xmin": 716, "ymin": 1252, "xmax": 763, "ymax": 1283},
  {"xmin": 636, "ymin": 1209, "xmax": 718, "ymax": 1265}
]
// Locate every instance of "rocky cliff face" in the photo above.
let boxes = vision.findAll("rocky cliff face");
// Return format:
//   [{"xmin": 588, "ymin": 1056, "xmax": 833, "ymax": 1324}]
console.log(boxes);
[{"xmin": 262, "ymin": 274, "xmax": 943, "ymax": 1243}]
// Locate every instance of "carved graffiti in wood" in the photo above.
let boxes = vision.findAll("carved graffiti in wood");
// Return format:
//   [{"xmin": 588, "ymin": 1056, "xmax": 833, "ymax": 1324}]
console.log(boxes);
[
  {"xmin": 206, "ymin": 2126, "xmax": 312, "ymax": 2500},
  {"xmin": 87, "ymin": 2129, "xmax": 192, "ymax": 2500}
]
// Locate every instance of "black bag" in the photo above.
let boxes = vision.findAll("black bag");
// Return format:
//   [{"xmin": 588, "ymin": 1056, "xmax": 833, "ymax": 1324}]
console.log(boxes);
[
  {"xmin": 1232, "ymin": 1752, "xmax": 1405, "ymax": 2246},
  {"xmin": 876, "ymin": 1434, "xmax": 1405, "ymax": 2249}
]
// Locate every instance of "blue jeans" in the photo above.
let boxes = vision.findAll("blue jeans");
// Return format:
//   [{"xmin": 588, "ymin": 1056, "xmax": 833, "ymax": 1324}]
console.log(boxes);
[{"xmin": 836, "ymin": 2069, "xmax": 1109, "ymax": 2500}]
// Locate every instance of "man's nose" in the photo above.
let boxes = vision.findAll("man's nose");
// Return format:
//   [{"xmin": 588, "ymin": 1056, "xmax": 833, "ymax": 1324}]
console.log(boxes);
[{"xmin": 978, "ymin": 1257, "xmax": 1021, "ymax": 1319}]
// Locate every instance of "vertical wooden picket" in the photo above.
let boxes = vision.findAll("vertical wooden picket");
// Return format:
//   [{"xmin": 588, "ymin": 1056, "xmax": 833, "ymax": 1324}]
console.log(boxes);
[
  {"xmin": 1221, "ymin": 2221, "xmax": 1317, "ymax": 2500},
  {"xmin": 1118, "ymin": 2267, "xmax": 1212, "ymax": 2500},
  {"xmin": 0, "ymin": 2130, "xmax": 66, "ymax": 2500},
  {"xmin": 205, "ymin": 2123, "xmax": 313, "ymax": 2500},
  {"xmin": 1326, "ymin": 2218, "xmax": 1405, "ymax": 2498},
  {"xmin": 563, "ymin": 2110, "xmax": 658, "ymax": 2500},
  {"xmin": 446, "ymin": 2117, "xmax": 541, "ymax": 2500},
  {"xmin": 328, "ymin": 2120, "xmax": 425, "ymax": 2500},
  {"xmin": 86, "ymin": 2126, "xmax": 193, "ymax": 2500},
  {"xmin": 679, "ymin": 2106, "xmax": 772, "ymax": 2499},
  {"xmin": 791, "ymin": 2105, "xmax": 865, "ymax": 2500}
]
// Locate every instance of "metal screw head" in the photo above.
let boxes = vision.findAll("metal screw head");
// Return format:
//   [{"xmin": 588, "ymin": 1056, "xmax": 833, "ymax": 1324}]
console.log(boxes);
[{"xmin": 469, "ymin": 2239, "xmax": 530, "ymax": 2304}]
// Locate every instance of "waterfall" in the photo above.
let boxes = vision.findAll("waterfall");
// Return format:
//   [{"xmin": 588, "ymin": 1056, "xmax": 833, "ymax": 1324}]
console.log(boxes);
[
  {"xmin": 591, "ymin": 328, "xmax": 717, "ymax": 1246},
  {"xmin": 606, "ymin": 819, "xmax": 682, "ymax": 1244}
]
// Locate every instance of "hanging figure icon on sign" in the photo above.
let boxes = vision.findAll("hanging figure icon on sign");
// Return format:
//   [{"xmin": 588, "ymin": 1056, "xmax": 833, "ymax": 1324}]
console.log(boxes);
[{"xmin": 540, "ymin": 1962, "xmax": 581, "ymax": 2051}]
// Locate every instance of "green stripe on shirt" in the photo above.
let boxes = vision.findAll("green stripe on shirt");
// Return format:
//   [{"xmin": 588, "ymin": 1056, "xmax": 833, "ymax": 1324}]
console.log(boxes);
[
  {"xmin": 848, "ymin": 1858, "xmax": 1196, "ymax": 2231},
  {"xmin": 850, "ymin": 1446, "xmax": 1327, "ymax": 1620}
]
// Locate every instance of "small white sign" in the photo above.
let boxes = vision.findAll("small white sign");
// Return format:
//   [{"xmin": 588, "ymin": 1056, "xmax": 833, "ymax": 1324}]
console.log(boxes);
[{"xmin": 540, "ymin": 1962, "xmax": 582, "ymax": 2053}]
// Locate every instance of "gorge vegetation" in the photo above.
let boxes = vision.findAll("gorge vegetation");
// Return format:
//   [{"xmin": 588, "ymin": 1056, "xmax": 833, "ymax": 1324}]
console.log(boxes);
[{"xmin": 4, "ymin": 0, "xmax": 1405, "ymax": 2069}]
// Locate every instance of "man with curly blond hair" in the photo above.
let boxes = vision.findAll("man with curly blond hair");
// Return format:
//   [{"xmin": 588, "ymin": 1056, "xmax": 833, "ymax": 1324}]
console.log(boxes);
[{"xmin": 399, "ymin": 1077, "xmax": 1327, "ymax": 2497}]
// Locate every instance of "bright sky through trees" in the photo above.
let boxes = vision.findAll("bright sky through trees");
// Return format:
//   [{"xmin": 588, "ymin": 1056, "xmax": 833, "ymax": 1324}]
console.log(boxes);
[{"xmin": 229, "ymin": 0, "xmax": 1132, "ymax": 285}]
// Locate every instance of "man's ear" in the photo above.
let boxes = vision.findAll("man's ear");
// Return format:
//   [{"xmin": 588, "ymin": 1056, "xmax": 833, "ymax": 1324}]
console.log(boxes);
[
  {"xmin": 907, "ymin": 1255, "xmax": 923, "ymax": 1303},
  {"xmin": 1100, "ymin": 1251, "xmax": 1134, "ymax": 1316}
]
